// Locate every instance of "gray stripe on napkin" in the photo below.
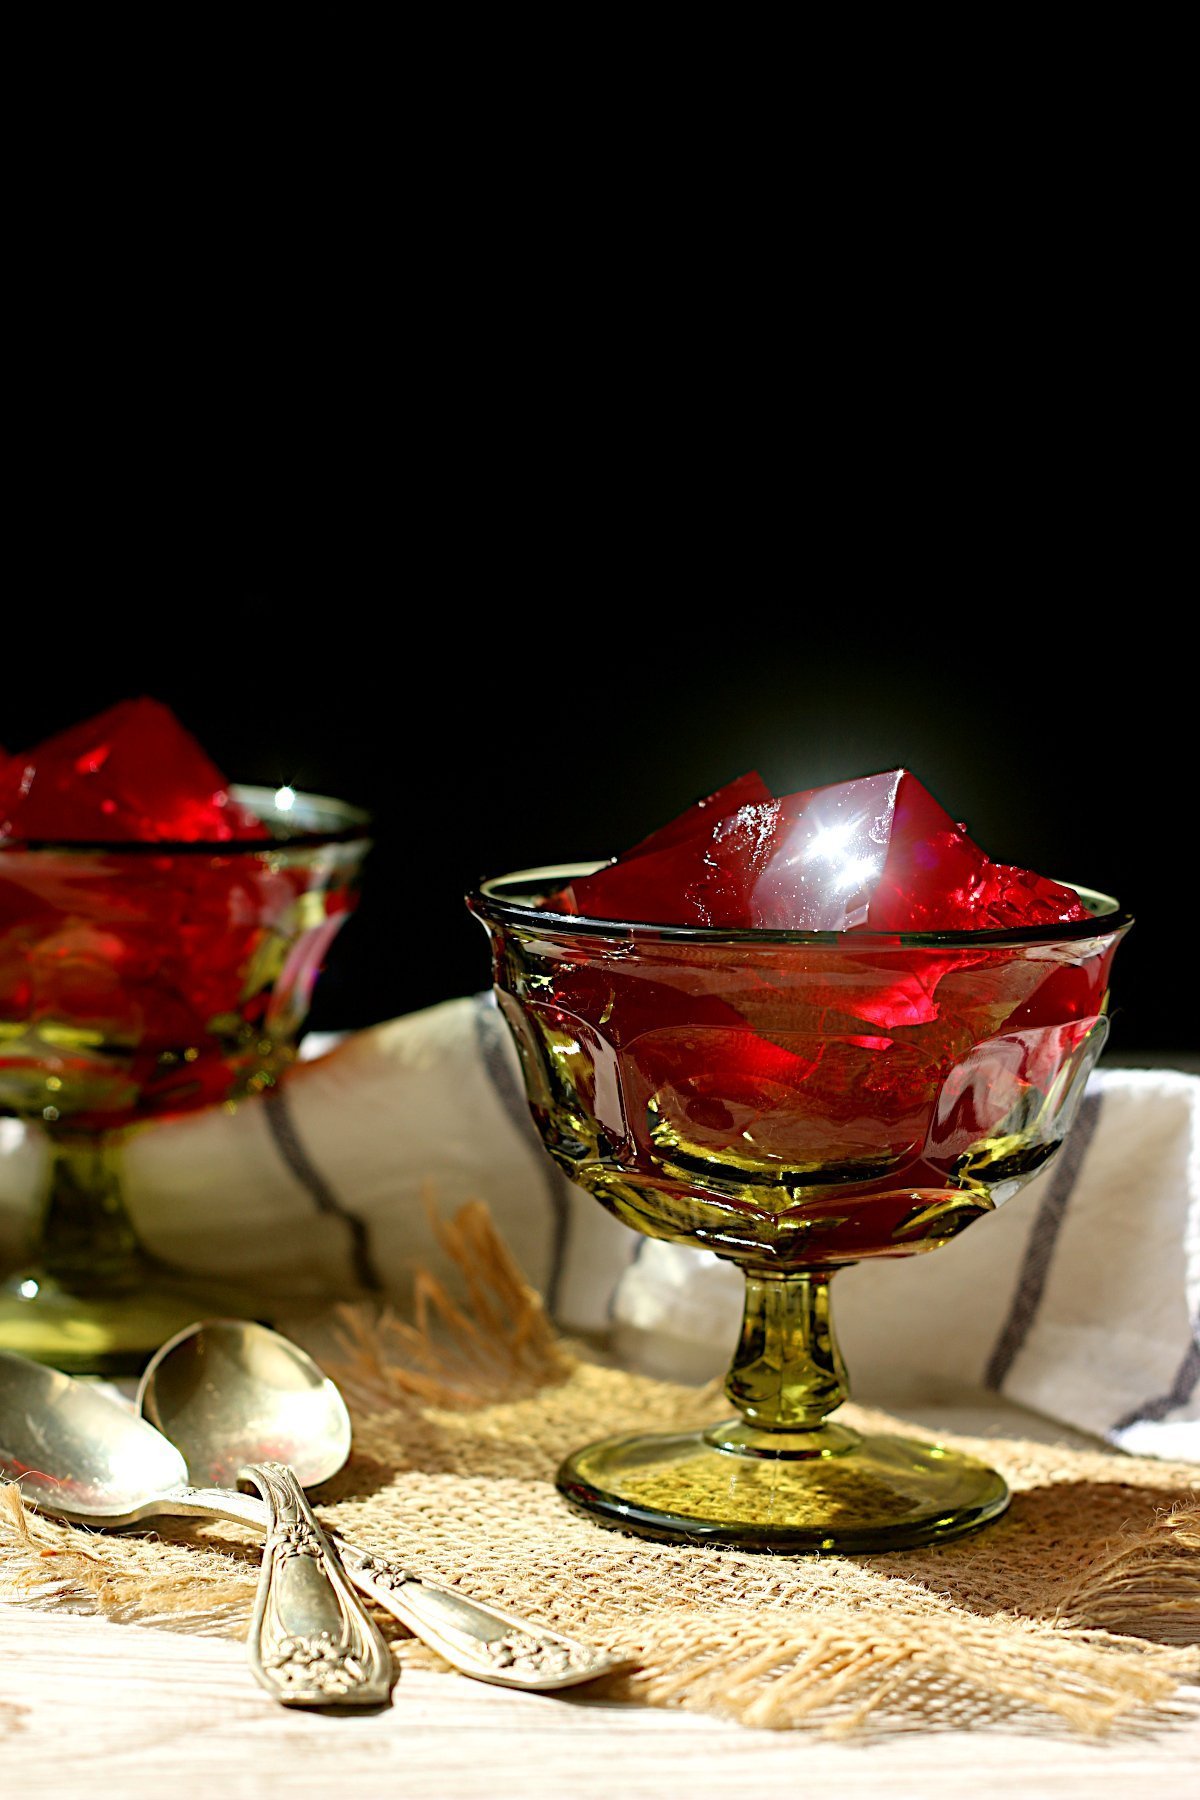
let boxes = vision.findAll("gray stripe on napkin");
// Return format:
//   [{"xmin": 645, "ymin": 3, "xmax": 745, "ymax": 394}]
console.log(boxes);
[
  {"xmin": 263, "ymin": 1082, "xmax": 385, "ymax": 1293},
  {"xmin": 1111, "ymin": 1335, "xmax": 1200, "ymax": 1431},
  {"xmin": 984, "ymin": 1090, "xmax": 1104, "ymax": 1393},
  {"xmin": 472, "ymin": 991, "xmax": 571, "ymax": 1313}
]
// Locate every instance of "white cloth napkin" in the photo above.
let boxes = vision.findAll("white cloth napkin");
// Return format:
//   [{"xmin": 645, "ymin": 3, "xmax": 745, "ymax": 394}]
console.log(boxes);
[{"xmin": 1, "ymin": 995, "xmax": 1196, "ymax": 1459}]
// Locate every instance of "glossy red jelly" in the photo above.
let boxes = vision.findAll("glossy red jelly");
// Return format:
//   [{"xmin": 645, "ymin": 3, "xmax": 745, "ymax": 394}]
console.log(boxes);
[
  {"xmin": 0, "ymin": 703, "xmax": 365, "ymax": 1131},
  {"xmin": 551, "ymin": 769, "xmax": 1088, "ymax": 933},
  {"xmin": 477, "ymin": 770, "xmax": 1122, "ymax": 1267},
  {"xmin": 0, "ymin": 698, "xmax": 267, "ymax": 844}
]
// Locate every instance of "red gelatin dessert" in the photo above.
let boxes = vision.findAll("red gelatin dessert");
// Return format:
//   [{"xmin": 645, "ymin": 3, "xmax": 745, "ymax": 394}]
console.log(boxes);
[
  {"xmin": 0, "ymin": 701, "xmax": 365, "ymax": 1131},
  {"xmin": 0, "ymin": 697, "xmax": 267, "ymax": 844},
  {"xmin": 550, "ymin": 769, "xmax": 1088, "ymax": 933},
  {"xmin": 475, "ymin": 769, "xmax": 1124, "ymax": 1267}
]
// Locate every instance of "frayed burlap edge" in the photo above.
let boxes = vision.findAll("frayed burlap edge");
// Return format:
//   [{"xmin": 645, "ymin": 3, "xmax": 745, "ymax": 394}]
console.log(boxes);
[{"xmin": 2, "ymin": 1202, "xmax": 1198, "ymax": 1740}]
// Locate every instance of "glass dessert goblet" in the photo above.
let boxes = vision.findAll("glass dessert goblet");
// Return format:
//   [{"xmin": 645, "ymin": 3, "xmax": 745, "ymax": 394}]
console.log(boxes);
[
  {"xmin": 469, "ymin": 865, "xmax": 1132, "ymax": 1552},
  {"xmin": 0, "ymin": 786, "xmax": 370, "ymax": 1373}
]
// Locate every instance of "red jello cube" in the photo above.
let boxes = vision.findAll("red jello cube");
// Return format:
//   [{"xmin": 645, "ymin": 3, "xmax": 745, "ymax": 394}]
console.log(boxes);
[
  {"xmin": 547, "ymin": 768, "xmax": 1088, "ymax": 934},
  {"xmin": 549, "ymin": 773, "xmax": 773, "ymax": 921},
  {"xmin": 864, "ymin": 772, "xmax": 1088, "ymax": 931},
  {"xmin": 0, "ymin": 698, "xmax": 267, "ymax": 843}
]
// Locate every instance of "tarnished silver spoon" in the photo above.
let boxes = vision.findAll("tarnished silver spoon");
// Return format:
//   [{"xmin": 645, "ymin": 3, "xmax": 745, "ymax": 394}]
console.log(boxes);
[
  {"xmin": 0, "ymin": 1347, "xmax": 391, "ymax": 1708},
  {"xmin": 136, "ymin": 1319, "xmax": 624, "ymax": 1691}
]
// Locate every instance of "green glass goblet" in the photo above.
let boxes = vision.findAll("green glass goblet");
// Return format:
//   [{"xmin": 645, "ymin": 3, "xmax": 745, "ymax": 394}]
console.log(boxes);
[
  {"xmin": 468, "ymin": 864, "xmax": 1131, "ymax": 1552},
  {"xmin": 0, "ymin": 786, "xmax": 370, "ymax": 1373}
]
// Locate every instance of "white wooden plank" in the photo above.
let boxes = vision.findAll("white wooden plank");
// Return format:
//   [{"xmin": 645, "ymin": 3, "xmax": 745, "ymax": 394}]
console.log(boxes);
[{"xmin": 3, "ymin": 1603, "xmax": 1198, "ymax": 1800}]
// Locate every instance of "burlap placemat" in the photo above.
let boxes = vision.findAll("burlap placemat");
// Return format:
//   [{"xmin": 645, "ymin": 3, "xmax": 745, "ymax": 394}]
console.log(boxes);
[{"xmin": 2, "ymin": 1204, "xmax": 1198, "ymax": 1738}]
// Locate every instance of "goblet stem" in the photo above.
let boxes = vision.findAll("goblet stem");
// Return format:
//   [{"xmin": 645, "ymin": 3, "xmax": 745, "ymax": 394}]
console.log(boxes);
[
  {"xmin": 724, "ymin": 1270, "xmax": 847, "ymax": 1431},
  {"xmin": 1, "ymin": 1125, "xmax": 263, "ymax": 1374},
  {"xmin": 37, "ymin": 1130, "xmax": 140, "ymax": 1290},
  {"xmin": 559, "ymin": 1257, "xmax": 1009, "ymax": 1547}
]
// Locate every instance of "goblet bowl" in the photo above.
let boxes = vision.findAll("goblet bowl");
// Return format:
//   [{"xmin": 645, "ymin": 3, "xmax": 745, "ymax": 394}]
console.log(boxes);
[
  {"xmin": 469, "ymin": 863, "xmax": 1131, "ymax": 1551},
  {"xmin": 0, "ymin": 786, "xmax": 371, "ymax": 1372}
]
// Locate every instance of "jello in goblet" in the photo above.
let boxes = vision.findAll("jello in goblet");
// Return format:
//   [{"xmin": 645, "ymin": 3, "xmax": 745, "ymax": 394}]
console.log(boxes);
[
  {"xmin": 0, "ymin": 701, "xmax": 370, "ymax": 1373},
  {"xmin": 468, "ymin": 771, "xmax": 1131, "ymax": 1551}
]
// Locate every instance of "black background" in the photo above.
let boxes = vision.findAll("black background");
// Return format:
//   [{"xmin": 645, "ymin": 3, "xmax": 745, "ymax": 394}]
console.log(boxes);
[
  {"xmin": 4, "ymin": 50, "xmax": 1191, "ymax": 1062},
  {"xmin": 2, "ymin": 558, "xmax": 1188, "ymax": 1061},
  {"xmin": 4, "ymin": 189, "xmax": 1191, "ymax": 1065}
]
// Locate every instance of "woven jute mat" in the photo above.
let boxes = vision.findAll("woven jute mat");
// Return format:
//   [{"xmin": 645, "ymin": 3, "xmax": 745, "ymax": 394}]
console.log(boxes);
[{"xmin": 2, "ymin": 1204, "xmax": 1198, "ymax": 1739}]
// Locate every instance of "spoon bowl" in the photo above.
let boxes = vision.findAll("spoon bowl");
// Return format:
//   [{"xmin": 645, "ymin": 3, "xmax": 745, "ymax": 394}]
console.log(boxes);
[
  {"xmin": 0, "ymin": 1348, "xmax": 189, "ymax": 1521},
  {"xmin": 136, "ymin": 1319, "xmax": 351, "ymax": 1491}
]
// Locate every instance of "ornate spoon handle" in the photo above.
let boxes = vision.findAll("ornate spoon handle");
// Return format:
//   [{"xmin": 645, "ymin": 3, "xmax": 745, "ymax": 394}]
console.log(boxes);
[
  {"xmin": 237, "ymin": 1463, "xmax": 393, "ymax": 1708},
  {"xmin": 332, "ymin": 1536, "xmax": 628, "ymax": 1691},
  {"xmin": 150, "ymin": 1484, "xmax": 624, "ymax": 1691}
]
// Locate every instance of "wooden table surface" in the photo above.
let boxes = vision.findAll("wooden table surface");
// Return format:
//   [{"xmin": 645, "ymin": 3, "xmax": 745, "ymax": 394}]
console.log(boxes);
[
  {"xmin": 3, "ymin": 1600, "xmax": 1198, "ymax": 1800},
  {"xmin": 4, "ymin": 1383, "xmax": 1197, "ymax": 1798}
]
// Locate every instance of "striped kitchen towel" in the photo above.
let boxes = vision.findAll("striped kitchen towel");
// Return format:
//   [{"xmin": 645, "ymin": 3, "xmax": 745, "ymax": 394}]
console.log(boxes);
[{"xmin": 0, "ymin": 995, "xmax": 1195, "ymax": 1459}]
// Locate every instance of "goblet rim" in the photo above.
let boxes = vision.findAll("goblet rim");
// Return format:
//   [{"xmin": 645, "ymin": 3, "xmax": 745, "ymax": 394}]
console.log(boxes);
[
  {"xmin": 468, "ymin": 862, "xmax": 1133, "ymax": 949},
  {"xmin": 0, "ymin": 784, "xmax": 372, "ymax": 856}
]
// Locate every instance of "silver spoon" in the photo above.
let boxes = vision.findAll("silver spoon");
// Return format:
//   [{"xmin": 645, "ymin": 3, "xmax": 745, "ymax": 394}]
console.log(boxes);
[
  {"xmin": 131, "ymin": 1324, "xmax": 626, "ymax": 1684},
  {"xmin": 0, "ymin": 1336, "xmax": 621, "ymax": 1692},
  {"xmin": 135, "ymin": 1320, "xmax": 625, "ymax": 1691},
  {"xmin": 0, "ymin": 1347, "xmax": 391, "ymax": 1708}
]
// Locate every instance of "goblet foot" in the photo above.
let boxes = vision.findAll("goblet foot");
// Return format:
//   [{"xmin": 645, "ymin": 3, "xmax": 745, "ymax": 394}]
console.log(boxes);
[
  {"xmin": 557, "ymin": 1419, "xmax": 1009, "ymax": 1553},
  {"xmin": 0, "ymin": 1261, "xmax": 271, "ymax": 1376}
]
